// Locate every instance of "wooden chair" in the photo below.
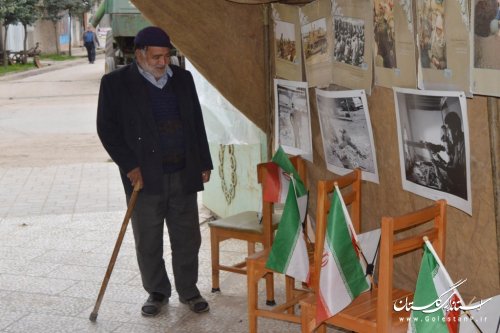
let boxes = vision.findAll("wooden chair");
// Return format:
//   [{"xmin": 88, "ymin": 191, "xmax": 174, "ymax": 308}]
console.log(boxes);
[
  {"xmin": 300, "ymin": 199, "xmax": 447, "ymax": 333},
  {"xmin": 246, "ymin": 169, "xmax": 361, "ymax": 333},
  {"xmin": 208, "ymin": 155, "xmax": 306, "ymax": 304}
]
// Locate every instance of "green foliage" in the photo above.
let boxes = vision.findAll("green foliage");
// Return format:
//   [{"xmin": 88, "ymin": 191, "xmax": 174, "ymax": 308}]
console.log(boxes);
[
  {"xmin": 1, "ymin": 0, "xmax": 23, "ymax": 27},
  {"xmin": 0, "ymin": 62, "xmax": 35, "ymax": 76},
  {"xmin": 18, "ymin": 0, "xmax": 40, "ymax": 27},
  {"xmin": 41, "ymin": 0, "xmax": 65, "ymax": 23},
  {"xmin": 39, "ymin": 54, "xmax": 77, "ymax": 61},
  {"xmin": 65, "ymin": 0, "xmax": 94, "ymax": 18}
]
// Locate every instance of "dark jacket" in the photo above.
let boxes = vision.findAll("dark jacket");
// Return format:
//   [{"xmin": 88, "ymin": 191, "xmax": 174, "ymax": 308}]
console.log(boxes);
[{"xmin": 97, "ymin": 63, "xmax": 213, "ymax": 196}]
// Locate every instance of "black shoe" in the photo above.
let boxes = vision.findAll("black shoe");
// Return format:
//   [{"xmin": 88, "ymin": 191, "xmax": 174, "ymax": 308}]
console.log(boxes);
[
  {"xmin": 141, "ymin": 292, "xmax": 168, "ymax": 317},
  {"xmin": 179, "ymin": 294, "xmax": 209, "ymax": 313}
]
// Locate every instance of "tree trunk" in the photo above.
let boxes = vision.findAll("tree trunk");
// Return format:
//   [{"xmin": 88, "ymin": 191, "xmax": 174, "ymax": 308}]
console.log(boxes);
[
  {"xmin": 0, "ymin": 23, "xmax": 4, "ymax": 52},
  {"xmin": 3, "ymin": 25, "xmax": 9, "ymax": 68},
  {"xmin": 68, "ymin": 14, "xmax": 72, "ymax": 57},
  {"xmin": 23, "ymin": 24, "xmax": 28, "ymax": 64},
  {"xmin": 53, "ymin": 22, "xmax": 60, "ymax": 55}
]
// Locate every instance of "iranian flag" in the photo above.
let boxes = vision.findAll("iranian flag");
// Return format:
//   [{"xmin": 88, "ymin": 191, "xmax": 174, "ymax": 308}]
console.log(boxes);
[
  {"xmin": 316, "ymin": 186, "xmax": 371, "ymax": 324},
  {"xmin": 262, "ymin": 162, "xmax": 290, "ymax": 203},
  {"xmin": 265, "ymin": 149, "xmax": 309, "ymax": 282},
  {"xmin": 263, "ymin": 146, "xmax": 305, "ymax": 203},
  {"xmin": 408, "ymin": 240, "xmax": 462, "ymax": 333}
]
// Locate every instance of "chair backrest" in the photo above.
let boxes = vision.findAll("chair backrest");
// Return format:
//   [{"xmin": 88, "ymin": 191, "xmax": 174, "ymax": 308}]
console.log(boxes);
[
  {"xmin": 256, "ymin": 155, "xmax": 307, "ymax": 248},
  {"xmin": 376, "ymin": 199, "xmax": 447, "ymax": 332},
  {"xmin": 310, "ymin": 168, "xmax": 362, "ymax": 291}
]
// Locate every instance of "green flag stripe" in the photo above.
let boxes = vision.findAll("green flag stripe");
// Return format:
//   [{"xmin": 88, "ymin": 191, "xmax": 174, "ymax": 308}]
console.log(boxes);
[
  {"xmin": 327, "ymin": 192, "xmax": 368, "ymax": 298},
  {"xmin": 411, "ymin": 246, "xmax": 448, "ymax": 332},
  {"xmin": 266, "ymin": 183, "xmax": 301, "ymax": 272},
  {"xmin": 272, "ymin": 147, "xmax": 307, "ymax": 197}
]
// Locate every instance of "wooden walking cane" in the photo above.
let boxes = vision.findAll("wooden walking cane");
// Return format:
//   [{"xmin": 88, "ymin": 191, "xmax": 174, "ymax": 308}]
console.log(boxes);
[{"xmin": 89, "ymin": 182, "xmax": 142, "ymax": 322}]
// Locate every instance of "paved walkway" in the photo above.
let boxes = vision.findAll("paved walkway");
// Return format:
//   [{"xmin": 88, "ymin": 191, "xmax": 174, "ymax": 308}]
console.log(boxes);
[
  {"xmin": 0, "ymin": 161, "xmax": 312, "ymax": 333},
  {"xmin": 0, "ymin": 51, "xmax": 341, "ymax": 332}
]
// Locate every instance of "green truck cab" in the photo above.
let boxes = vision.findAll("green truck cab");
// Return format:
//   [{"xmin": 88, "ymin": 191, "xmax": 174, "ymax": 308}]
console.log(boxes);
[{"xmin": 91, "ymin": 0, "xmax": 150, "ymax": 73}]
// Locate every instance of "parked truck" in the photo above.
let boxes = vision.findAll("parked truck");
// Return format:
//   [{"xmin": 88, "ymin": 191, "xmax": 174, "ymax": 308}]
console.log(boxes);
[{"xmin": 91, "ymin": 0, "xmax": 150, "ymax": 73}]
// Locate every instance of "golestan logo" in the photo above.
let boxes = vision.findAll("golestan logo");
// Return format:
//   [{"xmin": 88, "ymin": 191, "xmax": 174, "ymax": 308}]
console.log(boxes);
[{"xmin": 393, "ymin": 279, "xmax": 492, "ymax": 313}]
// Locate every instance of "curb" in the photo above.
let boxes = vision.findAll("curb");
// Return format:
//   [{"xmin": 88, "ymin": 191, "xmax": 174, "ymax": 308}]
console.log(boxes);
[{"xmin": 0, "ymin": 49, "xmax": 105, "ymax": 81}]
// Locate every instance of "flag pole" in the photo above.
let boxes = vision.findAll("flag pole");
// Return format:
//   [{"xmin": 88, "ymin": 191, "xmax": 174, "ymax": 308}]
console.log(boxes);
[
  {"xmin": 334, "ymin": 183, "xmax": 375, "ymax": 289},
  {"xmin": 423, "ymin": 237, "xmax": 484, "ymax": 333}
]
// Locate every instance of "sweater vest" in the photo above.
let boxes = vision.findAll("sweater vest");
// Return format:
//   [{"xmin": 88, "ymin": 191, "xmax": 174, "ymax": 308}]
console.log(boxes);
[{"xmin": 146, "ymin": 79, "xmax": 186, "ymax": 173}]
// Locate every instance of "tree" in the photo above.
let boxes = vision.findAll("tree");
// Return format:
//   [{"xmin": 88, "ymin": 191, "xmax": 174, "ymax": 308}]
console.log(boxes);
[
  {"xmin": 41, "ymin": 0, "xmax": 94, "ymax": 56},
  {"xmin": 0, "ymin": 0, "xmax": 21, "ymax": 67},
  {"xmin": 41, "ymin": 0, "xmax": 65, "ymax": 55},
  {"xmin": 17, "ymin": 0, "xmax": 40, "ymax": 63},
  {"xmin": 62, "ymin": 0, "xmax": 93, "ymax": 56}
]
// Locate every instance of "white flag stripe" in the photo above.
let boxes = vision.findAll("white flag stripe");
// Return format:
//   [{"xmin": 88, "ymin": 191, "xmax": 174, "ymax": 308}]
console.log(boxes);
[
  {"xmin": 335, "ymin": 185, "xmax": 359, "ymax": 243},
  {"xmin": 285, "ymin": 179, "xmax": 309, "ymax": 282},
  {"xmin": 319, "ymin": 246, "xmax": 354, "ymax": 316},
  {"xmin": 358, "ymin": 228, "xmax": 381, "ymax": 285},
  {"xmin": 357, "ymin": 228, "xmax": 381, "ymax": 265},
  {"xmin": 423, "ymin": 239, "xmax": 466, "ymax": 306},
  {"xmin": 278, "ymin": 170, "xmax": 290, "ymax": 203},
  {"xmin": 285, "ymin": 233, "xmax": 310, "ymax": 282}
]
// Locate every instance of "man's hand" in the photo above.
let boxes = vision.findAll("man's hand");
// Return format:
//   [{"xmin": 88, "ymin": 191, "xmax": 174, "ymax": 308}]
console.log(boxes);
[
  {"xmin": 127, "ymin": 167, "xmax": 144, "ymax": 189},
  {"xmin": 201, "ymin": 170, "xmax": 211, "ymax": 183}
]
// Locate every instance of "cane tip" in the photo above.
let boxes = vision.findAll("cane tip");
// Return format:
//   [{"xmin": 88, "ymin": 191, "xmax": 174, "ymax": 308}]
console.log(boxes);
[{"xmin": 89, "ymin": 312, "xmax": 98, "ymax": 322}]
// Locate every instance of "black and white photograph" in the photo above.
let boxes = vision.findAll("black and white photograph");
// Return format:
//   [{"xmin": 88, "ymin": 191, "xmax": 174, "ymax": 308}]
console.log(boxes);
[
  {"xmin": 394, "ymin": 88, "xmax": 471, "ymax": 215},
  {"xmin": 316, "ymin": 89, "xmax": 379, "ymax": 183},
  {"xmin": 333, "ymin": 16, "xmax": 366, "ymax": 68},
  {"xmin": 274, "ymin": 79, "xmax": 313, "ymax": 161}
]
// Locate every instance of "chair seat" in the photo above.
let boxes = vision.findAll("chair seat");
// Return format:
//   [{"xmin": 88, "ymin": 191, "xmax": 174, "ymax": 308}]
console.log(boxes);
[
  {"xmin": 208, "ymin": 211, "xmax": 282, "ymax": 234},
  {"xmin": 327, "ymin": 288, "xmax": 413, "ymax": 333}
]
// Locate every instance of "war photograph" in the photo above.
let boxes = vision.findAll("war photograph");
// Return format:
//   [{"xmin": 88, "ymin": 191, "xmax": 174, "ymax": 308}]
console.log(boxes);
[
  {"xmin": 316, "ymin": 89, "xmax": 379, "ymax": 183},
  {"xmin": 275, "ymin": 20, "xmax": 298, "ymax": 64},
  {"xmin": 394, "ymin": 88, "xmax": 471, "ymax": 214},
  {"xmin": 417, "ymin": 0, "xmax": 447, "ymax": 70},
  {"xmin": 373, "ymin": 0, "xmax": 397, "ymax": 68},
  {"xmin": 333, "ymin": 16, "xmax": 366, "ymax": 67},
  {"xmin": 301, "ymin": 18, "xmax": 329, "ymax": 64},
  {"xmin": 274, "ymin": 79, "xmax": 313, "ymax": 161},
  {"xmin": 473, "ymin": 0, "xmax": 500, "ymax": 70}
]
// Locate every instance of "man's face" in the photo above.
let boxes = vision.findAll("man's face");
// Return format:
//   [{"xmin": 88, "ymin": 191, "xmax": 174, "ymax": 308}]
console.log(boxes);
[
  {"xmin": 443, "ymin": 124, "xmax": 456, "ymax": 146},
  {"xmin": 136, "ymin": 46, "xmax": 170, "ymax": 79}
]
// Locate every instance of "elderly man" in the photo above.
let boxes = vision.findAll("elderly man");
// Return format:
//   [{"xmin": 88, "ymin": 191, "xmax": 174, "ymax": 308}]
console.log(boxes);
[{"xmin": 97, "ymin": 26, "xmax": 213, "ymax": 316}]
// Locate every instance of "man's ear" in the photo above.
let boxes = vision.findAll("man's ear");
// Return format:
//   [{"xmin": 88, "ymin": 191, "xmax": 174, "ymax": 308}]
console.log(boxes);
[{"xmin": 134, "ymin": 49, "xmax": 142, "ymax": 61}]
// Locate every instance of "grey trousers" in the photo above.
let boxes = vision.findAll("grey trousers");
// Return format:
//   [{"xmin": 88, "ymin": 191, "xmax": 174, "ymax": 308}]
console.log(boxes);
[{"xmin": 128, "ymin": 171, "xmax": 201, "ymax": 300}]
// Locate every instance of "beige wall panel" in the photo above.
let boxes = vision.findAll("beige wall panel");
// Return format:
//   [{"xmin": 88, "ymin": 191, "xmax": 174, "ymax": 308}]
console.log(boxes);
[
  {"xmin": 132, "ymin": 0, "xmax": 268, "ymax": 132},
  {"xmin": 308, "ymin": 86, "xmax": 499, "ymax": 299}
]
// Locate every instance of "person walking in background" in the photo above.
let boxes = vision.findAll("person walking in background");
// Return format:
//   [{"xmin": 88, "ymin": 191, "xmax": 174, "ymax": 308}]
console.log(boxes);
[
  {"xmin": 97, "ymin": 26, "xmax": 213, "ymax": 317},
  {"xmin": 83, "ymin": 25, "xmax": 100, "ymax": 64}
]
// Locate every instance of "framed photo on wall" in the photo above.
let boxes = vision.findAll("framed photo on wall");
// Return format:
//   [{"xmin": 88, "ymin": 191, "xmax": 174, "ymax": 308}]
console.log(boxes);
[
  {"xmin": 274, "ymin": 79, "xmax": 313, "ymax": 161},
  {"xmin": 393, "ymin": 87, "xmax": 471, "ymax": 215},
  {"xmin": 316, "ymin": 89, "xmax": 379, "ymax": 183}
]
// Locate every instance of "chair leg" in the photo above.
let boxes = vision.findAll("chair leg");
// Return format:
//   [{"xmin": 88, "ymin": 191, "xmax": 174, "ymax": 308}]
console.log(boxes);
[
  {"xmin": 210, "ymin": 229, "xmax": 220, "ymax": 292},
  {"xmin": 285, "ymin": 275, "xmax": 295, "ymax": 314},
  {"xmin": 248, "ymin": 241, "xmax": 256, "ymax": 255},
  {"xmin": 265, "ymin": 272, "xmax": 275, "ymax": 305},
  {"xmin": 301, "ymin": 298, "xmax": 314, "ymax": 333},
  {"xmin": 247, "ymin": 259, "xmax": 258, "ymax": 333}
]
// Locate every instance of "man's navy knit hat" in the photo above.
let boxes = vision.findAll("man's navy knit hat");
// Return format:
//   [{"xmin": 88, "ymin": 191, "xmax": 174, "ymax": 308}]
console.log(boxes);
[{"xmin": 134, "ymin": 26, "xmax": 173, "ymax": 48}]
